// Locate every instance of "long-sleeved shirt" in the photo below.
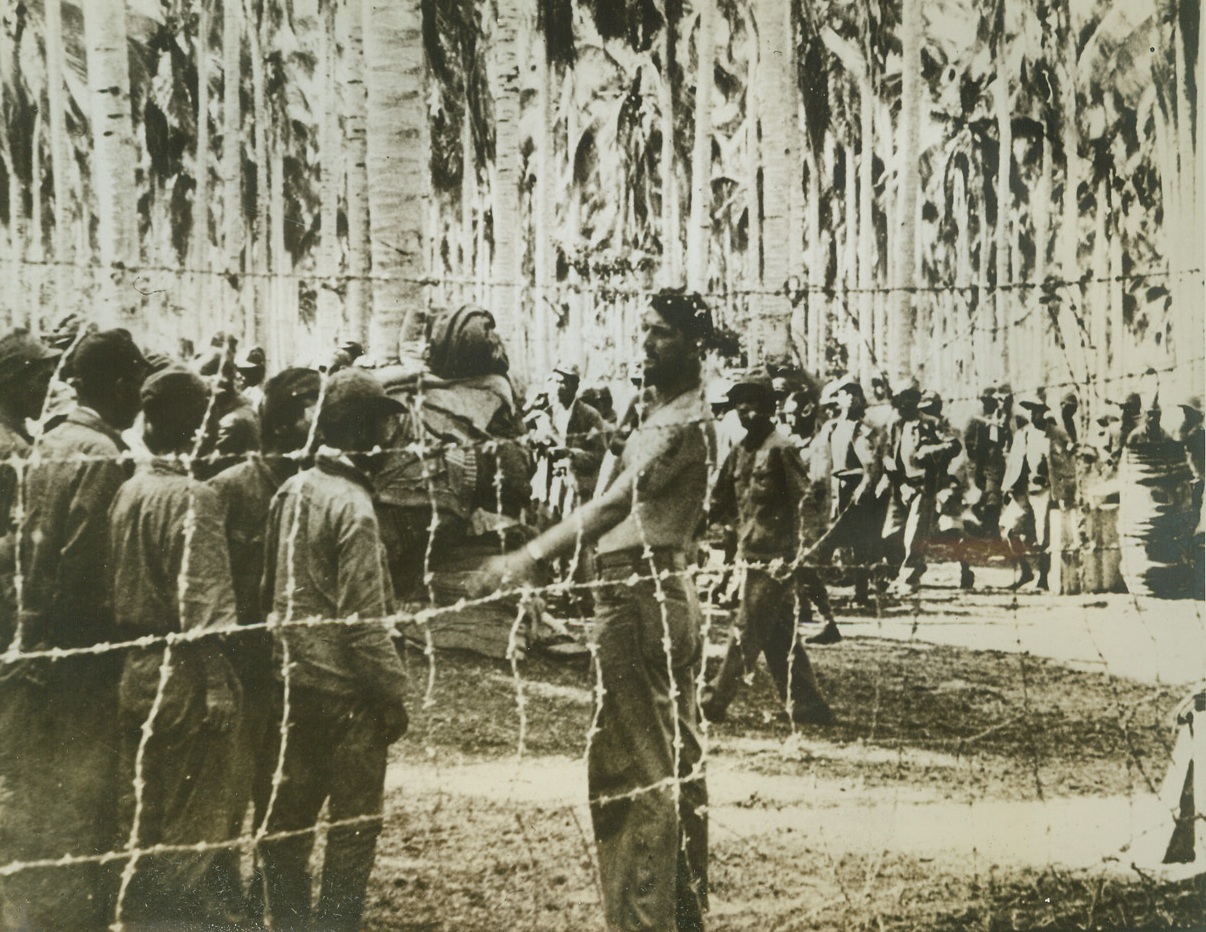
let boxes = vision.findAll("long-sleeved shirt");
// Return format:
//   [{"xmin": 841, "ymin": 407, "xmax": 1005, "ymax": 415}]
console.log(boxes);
[
  {"xmin": 262, "ymin": 454, "xmax": 406, "ymax": 704},
  {"xmin": 109, "ymin": 460, "xmax": 239, "ymax": 638},
  {"xmin": 19, "ymin": 407, "xmax": 130, "ymax": 649},
  {"xmin": 710, "ymin": 424, "xmax": 815, "ymax": 561},
  {"xmin": 533, "ymin": 383, "xmax": 716, "ymax": 560}
]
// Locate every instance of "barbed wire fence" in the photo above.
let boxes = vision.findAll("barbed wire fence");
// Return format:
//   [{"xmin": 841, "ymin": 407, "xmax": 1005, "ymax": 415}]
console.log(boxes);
[{"xmin": 0, "ymin": 263, "xmax": 1200, "ymax": 929}]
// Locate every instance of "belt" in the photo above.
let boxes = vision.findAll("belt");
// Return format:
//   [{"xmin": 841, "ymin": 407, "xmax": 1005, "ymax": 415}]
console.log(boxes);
[{"xmin": 596, "ymin": 547, "xmax": 690, "ymax": 573}]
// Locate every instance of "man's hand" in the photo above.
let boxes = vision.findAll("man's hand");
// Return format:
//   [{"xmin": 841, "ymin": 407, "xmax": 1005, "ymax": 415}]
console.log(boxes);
[
  {"xmin": 466, "ymin": 550, "xmax": 538, "ymax": 599},
  {"xmin": 377, "ymin": 696, "xmax": 409, "ymax": 744},
  {"xmin": 204, "ymin": 677, "xmax": 241, "ymax": 733}
]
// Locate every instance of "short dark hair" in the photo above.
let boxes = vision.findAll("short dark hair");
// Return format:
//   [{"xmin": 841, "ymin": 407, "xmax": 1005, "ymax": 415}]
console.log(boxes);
[{"xmin": 648, "ymin": 289, "xmax": 714, "ymax": 344}]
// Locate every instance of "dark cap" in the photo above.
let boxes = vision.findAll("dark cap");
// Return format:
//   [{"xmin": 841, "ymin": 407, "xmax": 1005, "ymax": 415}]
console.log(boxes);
[
  {"xmin": 236, "ymin": 346, "xmax": 266, "ymax": 370},
  {"xmin": 1059, "ymin": 390, "xmax": 1079, "ymax": 408},
  {"xmin": 140, "ymin": 365, "xmax": 212, "ymax": 430},
  {"xmin": 317, "ymin": 369, "xmax": 406, "ymax": 436},
  {"xmin": 1017, "ymin": 394, "xmax": 1050, "ymax": 412},
  {"xmin": 890, "ymin": 376, "xmax": 921, "ymax": 401},
  {"xmin": 979, "ymin": 385, "xmax": 997, "ymax": 399},
  {"xmin": 553, "ymin": 363, "xmax": 581, "ymax": 384},
  {"xmin": 67, "ymin": 329, "xmax": 149, "ymax": 384},
  {"xmin": 919, "ymin": 389, "xmax": 942, "ymax": 412},
  {"xmin": 262, "ymin": 367, "xmax": 322, "ymax": 429},
  {"xmin": 0, "ymin": 329, "xmax": 60, "ymax": 383},
  {"xmin": 338, "ymin": 340, "xmax": 365, "ymax": 360},
  {"xmin": 648, "ymin": 289, "xmax": 714, "ymax": 344},
  {"xmin": 1108, "ymin": 392, "xmax": 1142, "ymax": 414},
  {"xmin": 726, "ymin": 374, "xmax": 775, "ymax": 408}
]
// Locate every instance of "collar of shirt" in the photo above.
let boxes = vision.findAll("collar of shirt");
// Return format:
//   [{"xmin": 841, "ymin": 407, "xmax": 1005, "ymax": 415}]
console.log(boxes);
[
  {"xmin": 66, "ymin": 405, "xmax": 128, "ymax": 450},
  {"xmin": 315, "ymin": 446, "xmax": 375, "ymax": 493},
  {"xmin": 149, "ymin": 456, "xmax": 191, "ymax": 477}
]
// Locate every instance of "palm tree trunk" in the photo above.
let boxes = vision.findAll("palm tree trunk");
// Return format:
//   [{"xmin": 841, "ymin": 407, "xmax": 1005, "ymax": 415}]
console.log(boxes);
[
  {"xmin": 45, "ymin": 0, "xmax": 72, "ymax": 307},
  {"xmin": 363, "ymin": 0, "xmax": 426, "ymax": 357},
  {"xmin": 317, "ymin": 0, "xmax": 341, "ymax": 350},
  {"xmin": 858, "ymin": 84, "xmax": 875, "ymax": 382},
  {"xmin": 844, "ymin": 103, "xmax": 859, "ymax": 371},
  {"xmin": 339, "ymin": 0, "xmax": 371, "ymax": 343},
  {"xmin": 532, "ymin": 41, "xmax": 556, "ymax": 376},
  {"xmin": 1032, "ymin": 137, "xmax": 1051, "ymax": 382},
  {"xmin": 223, "ymin": 0, "xmax": 245, "ymax": 340},
  {"xmin": 686, "ymin": 0, "xmax": 714, "ymax": 294},
  {"xmin": 489, "ymin": 0, "xmax": 524, "ymax": 364},
  {"xmin": 249, "ymin": 0, "xmax": 270, "ymax": 348},
  {"xmin": 994, "ymin": 7, "xmax": 1012, "ymax": 383},
  {"xmin": 84, "ymin": 0, "xmax": 139, "ymax": 323},
  {"xmin": 659, "ymin": 2, "xmax": 681, "ymax": 285},
  {"xmin": 1091, "ymin": 176, "xmax": 1108, "ymax": 384},
  {"xmin": 751, "ymin": 0, "xmax": 796, "ymax": 360},
  {"xmin": 888, "ymin": 0, "xmax": 921, "ymax": 380},
  {"xmin": 806, "ymin": 144, "xmax": 821, "ymax": 371},
  {"xmin": 192, "ymin": 0, "xmax": 212, "ymax": 345}
]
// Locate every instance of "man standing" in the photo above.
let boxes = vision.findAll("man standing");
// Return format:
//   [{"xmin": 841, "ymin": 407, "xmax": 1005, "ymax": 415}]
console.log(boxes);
[
  {"xmin": 2, "ymin": 330, "xmax": 148, "ymax": 929},
  {"xmin": 0, "ymin": 331, "xmax": 61, "ymax": 646},
  {"xmin": 208, "ymin": 367, "xmax": 322, "ymax": 911},
  {"xmin": 108, "ymin": 366, "xmax": 243, "ymax": 925},
  {"xmin": 700, "ymin": 374, "xmax": 835, "ymax": 726},
  {"xmin": 260, "ymin": 368, "xmax": 409, "ymax": 931},
  {"xmin": 472, "ymin": 289, "xmax": 715, "ymax": 931},
  {"xmin": 881, "ymin": 379, "xmax": 961, "ymax": 592},
  {"xmin": 964, "ymin": 386, "xmax": 1011, "ymax": 538}
]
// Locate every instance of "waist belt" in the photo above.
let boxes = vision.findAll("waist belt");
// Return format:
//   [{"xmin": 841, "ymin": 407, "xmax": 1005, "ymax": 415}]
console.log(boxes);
[{"xmin": 596, "ymin": 547, "xmax": 690, "ymax": 574}]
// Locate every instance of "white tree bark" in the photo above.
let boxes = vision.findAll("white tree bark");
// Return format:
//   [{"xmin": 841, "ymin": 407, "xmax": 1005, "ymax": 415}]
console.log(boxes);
[
  {"xmin": 339, "ymin": 0, "xmax": 372, "ymax": 344},
  {"xmin": 888, "ymin": 0, "xmax": 921, "ymax": 380},
  {"xmin": 686, "ymin": 0, "xmax": 714, "ymax": 294}
]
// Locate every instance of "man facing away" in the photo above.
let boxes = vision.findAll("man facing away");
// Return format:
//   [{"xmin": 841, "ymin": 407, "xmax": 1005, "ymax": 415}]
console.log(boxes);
[
  {"xmin": 260, "ymin": 368, "xmax": 409, "ymax": 931},
  {"xmin": 208, "ymin": 367, "xmax": 322, "ymax": 913},
  {"xmin": 4, "ymin": 330, "xmax": 149, "ymax": 929},
  {"xmin": 108, "ymin": 365, "xmax": 243, "ymax": 925},
  {"xmin": 471, "ymin": 289, "xmax": 716, "ymax": 931},
  {"xmin": 699, "ymin": 374, "xmax": 835, "ymax": 727}
]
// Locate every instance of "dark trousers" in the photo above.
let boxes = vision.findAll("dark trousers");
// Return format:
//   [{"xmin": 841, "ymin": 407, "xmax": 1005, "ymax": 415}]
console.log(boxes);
[
  {"xmin": 702, "ymin": 568, "xmax": 829, "ymax": 718},
  {"xmin": 260, "ymin": 688, "xmax": 388, "ymax": 932},
  {"xmin": 116, "ymin": 648, "xmax": 239, "ymax": 927},
  {"xmin": 0, "ymin": 656, "xmax": 120, "ymax": 930},
  {"xmin": 589, "ymin": 559, "xmax": 708, "ymax": 931}
]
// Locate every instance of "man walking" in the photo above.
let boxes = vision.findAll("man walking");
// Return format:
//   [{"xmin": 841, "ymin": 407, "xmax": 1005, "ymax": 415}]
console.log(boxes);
[
  {"xmin": 5, "ymin": 330, "xmax": 149, "ymax": 928},
  {"xmin": 472, "ymin": 289, "xmax": 715, "ymax": 931},
  {"xmin": 108, "ymin": 365, "xmax": 243, "ymax": 925},
  {"xmin": 260, "ymin": 368, "xmax": 409, "ymax": 931},
  {"xmin": 700, "ymin": 374, "xmax": 835, "ymax": 726}
]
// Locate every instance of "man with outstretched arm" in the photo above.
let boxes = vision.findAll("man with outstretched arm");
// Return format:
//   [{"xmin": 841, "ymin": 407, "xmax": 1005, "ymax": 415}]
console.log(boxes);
[{"xmin": 471, "ymin": 289, "xmax": 716, "ymax": 931}]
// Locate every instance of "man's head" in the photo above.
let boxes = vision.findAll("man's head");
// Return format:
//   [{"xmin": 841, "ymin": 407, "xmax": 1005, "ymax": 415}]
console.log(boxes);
[
  {"xmin": 426, "ymin": 305, "xmax": 510, "ymax": 380},
  {"xmin": 919, "ymin": 390, "xmax": 943, "ymax": 418},
  {"xmin": 66, "ymin": 329, "xmax": 150, "ymax": 430},
  {"xmin": 553, "ymin": 364, "xmax": 580, "ymax": 408},
  {"xmin": 642, "ymin": 289, "xmax": 712, "ymax": 390},
  {"xmin": 727, "ymin": 376, "xmax": 775, "ymax": 433},
  {"xmin": 1017, "ymin": 396, "xmax": 1051, "ymax": 427},
  {"xmin": 316, "ymin": 369, "xmax": 406, "ymax": 459},
  {"xmin": 979, "ymin": 386, "xmax": 998, "ymax": 415},
  {"xmin": 236, "ymin": 346, "xmax": 267, "ymax": 389},
  {"xmin": 1060, "ymin": 391, "xmax": 1078, "ymax": 418},
  {"xmin": 261, "ymin": 367, "xmax": 323, "ymax": 455},
  {"xmin": 832, "ymin": 375, "xmax": 864, "ymax": 417},
  {"xmin": 784, "ymin": 390, "xmax": 818, "ymax": 438},
  {"xmin": 140, "ymin": 365, "xmax": 213, "ymax": 455},
  {"xmin": 890, "ymin": 377, "xmax": 921, "ymax": 415},
  {"xmin": 0, "ymin": 329, "xmax": 61, "ymax": 421}
]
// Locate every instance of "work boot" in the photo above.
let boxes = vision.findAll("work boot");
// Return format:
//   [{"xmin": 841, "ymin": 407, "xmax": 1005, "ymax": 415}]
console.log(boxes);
[
  {"xmin": 790, "ymin": 701, "xmax": 835, "ymax": 727},
  {"xmin": 805, "ymin": 622, "xmax": 842, "ymax": 645},
  {"xmin": 1008, "ymin": 562, "xmax": 1035, "ymax": 590}
]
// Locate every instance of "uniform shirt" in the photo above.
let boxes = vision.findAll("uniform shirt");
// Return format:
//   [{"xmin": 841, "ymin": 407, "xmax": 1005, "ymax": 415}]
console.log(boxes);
[
  {"xmin": 1003, "ymin": 422, "xmax": 1051, "ymax": 495},
  {"xmin": 262, "ymin": 453, "xmax": 406, "ymax": 705},
  {"xmin": 109, "ymin": 461, "xmax": 239, "ymax": 638},
  {"xmin": 209, "ymin": 455, "xmax": 293, "ymax": 626},
  {"xmin": 19, "ymin": 407, "xmax": 129, "ymax": 649},
  {"xmin": 0, "ymin": 413, "xmax": 30, "ymax": 647},
  {"xmin": 711, "ymin": 424, "xmax": 814, "ymax": 560},
  {"xmin": 825, "ymin": 415, "xmax": 881, "ymax": 511}
]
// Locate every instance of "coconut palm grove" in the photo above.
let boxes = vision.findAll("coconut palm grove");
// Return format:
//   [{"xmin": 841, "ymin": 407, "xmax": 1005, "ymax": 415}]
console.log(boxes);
[{"xmin": 0, "ymin": 0, "xmax": 1202, "ymax": 929}]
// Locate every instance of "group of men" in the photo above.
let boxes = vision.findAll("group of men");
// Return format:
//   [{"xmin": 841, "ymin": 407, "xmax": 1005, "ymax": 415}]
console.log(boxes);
[
  {"xmin": 0, "ymin": 328, "xmax": 407, "ymax": 929},
  {"xmin": 0, "ymin": 291, "xmax": 1200, "ymax": 932}
]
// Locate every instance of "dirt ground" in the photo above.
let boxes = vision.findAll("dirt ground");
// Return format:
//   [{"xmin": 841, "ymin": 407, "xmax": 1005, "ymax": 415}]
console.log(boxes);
[{"xmin": 355, "ymin": 615, "xmax": 1202, "ymax": 931}]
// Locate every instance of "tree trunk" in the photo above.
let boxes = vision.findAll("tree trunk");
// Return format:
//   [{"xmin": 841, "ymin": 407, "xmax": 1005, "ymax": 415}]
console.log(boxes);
[
  {"xmin": 750, "ymin": 0, "xmax": 796, "ymax": 361},
  {"xmin": 489, "ymin": 0, "xmax": 524, "ymax": 368},
  {"xmin": 806, "ymin": 144, "xmax": 822, "ymax": 372},
  {"xmin": 888, "ymin": 0, "xmax": 921, "ymax": 380},
  {"xmin": 659, "ymin": 3, "xmax": 681, "ymax": 286},
  {"xmin": 45, "ymin": 0, "xmax": 72, "ymax": 307},
  {"xmin": 192, "ymin": 0, "xmax": 212, "ymax": 346},
  {"xmin": 339, "ymin": 0, "xmax": 371, "ymax": 344},
  {"xmin": 249, "ymin": 0, "xmax": 270, "ymax": 349},
  {"xmin": 1091, "ymin": 176, "xmax": 1108, "ymax": 384},
  {"xmin": 994, "ymin": 9, "xmax": 1012, "ymax": 383},
  {"xmin": 223, "ymin": 0, "xmax": 245, "ymax": 340},
  {"xmin": 686, "ymin": 0, "xmax": 714, "ymax": 294},
  {"xmin": 858, "ymin": 83, "xmax": 875, "ymax": 382},
  {"xmin": 317, "ymin": 0, "xmax": 341, "ymax": 350},
  {"xmin": 362, "ymin": 0, "xmax": 427, "ymax": 358},
  {"xmin": 532, "ymin": 31, "xmax": 556, "ymax": 376},
  {"xmin": 84, "ymin": 0, "xmax": 139, "ymax": 323},
  {"xmin": 843, "ymin": 99, "xmax": 859, "ymax": 373},
  {"xmin": 1032, "ymin": 137, "xmax": 1051, "ymax": 383}
]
